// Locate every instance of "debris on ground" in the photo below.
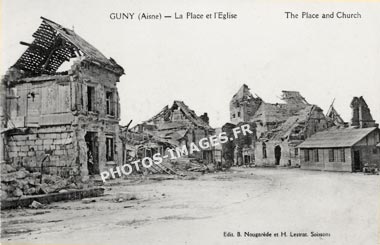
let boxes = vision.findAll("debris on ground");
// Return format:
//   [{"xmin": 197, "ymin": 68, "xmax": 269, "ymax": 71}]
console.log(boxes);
[
  {"xmin": 113, "ymin": 193, "xmax": 137, "ymax": 203},
  {"xmin": 29, "ymin": 200, "xmax": 44, "ymax": 209},
  {"xmin": 1, "ymin": 164, "xmax": 94, "ymax": 199},
  {"xmin": 82, "ymin": 198, "xmax": 97, "ymax": 204},
  {"xmin": 186, "ymin": 162, "xmax": 215, "ymax": 173},
  {"xmin": 149, "ymin": 176, "xmax": 175, "ymax": 181},
  {"xmin": 363, "ymin": 164, "xmax": 379, "ymax": 175}
]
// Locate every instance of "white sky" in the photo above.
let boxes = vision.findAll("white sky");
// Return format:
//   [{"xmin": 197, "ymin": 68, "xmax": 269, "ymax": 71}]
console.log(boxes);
[{"xmin": 1, "ymin": 0, "xmax": 380, "ymax": 128}]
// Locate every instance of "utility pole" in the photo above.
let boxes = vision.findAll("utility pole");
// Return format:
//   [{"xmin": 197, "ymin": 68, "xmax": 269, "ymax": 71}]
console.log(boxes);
[{"xmin": 0, "ymin": 78, "xmax": 7, "ymax": 164}]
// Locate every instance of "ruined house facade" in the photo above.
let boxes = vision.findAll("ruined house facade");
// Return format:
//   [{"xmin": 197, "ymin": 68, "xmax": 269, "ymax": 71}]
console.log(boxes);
[
  {"xmin": 1, "ymin": 17, "xmax": 125, "ymax": 180},
  {"xmin": 227, "ymin": 85, "xmax": 335, "ymax": 166},
  {"xmin": 130, "ymin": 101, "xmax": 215, "ymax": 163},
  {"xmin": 253, "ymin": 101, "xmax": 330, "ymax": 166}
]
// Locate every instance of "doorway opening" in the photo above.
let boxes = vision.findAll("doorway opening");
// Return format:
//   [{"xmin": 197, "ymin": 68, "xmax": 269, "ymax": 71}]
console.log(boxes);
[
  {"xmin": 353, "ymin": 150, "xmax": 361, "ymax": 172},
  {"xmin": 275, "ymin": 145, "xmax": 281, "ymax": 165},
  {"xmin": 85, "ymin": 132, "xmax": 99, "ymax": 175},
  {"xmin": 244, "ymin": 155, "xmax": 251, "ymax": 164}
]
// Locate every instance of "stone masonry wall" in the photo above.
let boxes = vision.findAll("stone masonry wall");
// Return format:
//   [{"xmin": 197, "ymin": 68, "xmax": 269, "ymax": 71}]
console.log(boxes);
[
  {"xmin": 254, "ymin": 141, "xmax": 300, "ymax": 166},
  {"xmin": 6, "ymin": 125, "xmax": 79, "ymax": 178}
]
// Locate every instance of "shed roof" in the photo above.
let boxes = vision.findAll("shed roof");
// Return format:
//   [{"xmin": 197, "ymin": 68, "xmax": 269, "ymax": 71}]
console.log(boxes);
[{"xmin": 297, "ymin": 127, "xmax": 378, "ymax": 148}]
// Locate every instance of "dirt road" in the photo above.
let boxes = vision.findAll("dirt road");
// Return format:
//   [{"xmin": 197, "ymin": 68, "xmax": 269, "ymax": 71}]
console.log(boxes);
[{"xmin": 1, "ymin": 168, "xmax": 379, "ymax": 245}]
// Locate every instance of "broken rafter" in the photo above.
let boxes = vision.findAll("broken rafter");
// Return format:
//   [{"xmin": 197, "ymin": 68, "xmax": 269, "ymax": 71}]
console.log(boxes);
[
  {"xmin": 326, "ymin": 98, "xmax": 335, "ymax": 113},
  {"xmin": 20, "ymin": 41, "xmax": 32, "ymax": 47},
  {"xmin": 12, "ymin": 17, "xmax": 124, "ymax": 76},
  {"xmin": 14, "ymin": 21, "xmax": 74, "ymax": 75}
]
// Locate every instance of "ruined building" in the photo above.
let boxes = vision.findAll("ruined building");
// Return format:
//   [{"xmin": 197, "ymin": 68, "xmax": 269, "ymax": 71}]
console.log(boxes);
[
  {"xmin": 0, "ymin": 17, "xmax": 125, "ymax": 180},
  {"xmin": 230, "ymin": 84, "xmax": 262, "ymax": 124},
  {"xmin": 130, "ymin": 101, "xmax": 215, "ymax": 163},
  {"xmin": 350, "ymin": 96, "xmax": 377, "ymax": 128},
  {"xmin": 226, "ymin": 84, "xmax": 334, "ymax": 166}
]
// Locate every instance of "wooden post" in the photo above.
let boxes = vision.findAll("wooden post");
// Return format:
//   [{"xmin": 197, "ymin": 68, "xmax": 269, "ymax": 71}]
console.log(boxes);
[{"xmin": 0, "ymin": 79, "xmax": 7, "ymax": 164}]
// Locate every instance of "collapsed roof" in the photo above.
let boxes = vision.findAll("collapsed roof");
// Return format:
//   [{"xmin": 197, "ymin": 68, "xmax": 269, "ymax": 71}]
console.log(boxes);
[
  {"xmin": 262, "ymin": 105, "xmax": 316, "ymax": 141},
  {"xmin": 145, "ymin": 101, "xmax": 211, "ymax": 129},
  {"xmin": 231, "ymin": 84, "xmax": 262, "ymax": 103},
  {"xmin": 281, "ymin": 91, "xmax": 309, "ymax": 105},
  {"xmin": 250, "ymin": 90, "xmax": 332, "ymax": 143},
  {"xmin": 128, "ymin": 101, "xmax": 212, "ymax": 146},
  {"xmin": 12, "ymin": 17, "xmax": 124, "ymax": 76},
  {"xmin": 172, "ymin": 101, "xmax": 211, "ymax": 129},
  {"xmin": 326, "ymin": 105, "xmax": 345, "ymax": 125}
]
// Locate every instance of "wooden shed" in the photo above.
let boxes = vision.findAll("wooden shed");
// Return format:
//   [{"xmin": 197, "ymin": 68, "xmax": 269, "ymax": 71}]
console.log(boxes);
[{"xmin": 297, "ymin": 127, "xmax": 380, "ymax": 172}]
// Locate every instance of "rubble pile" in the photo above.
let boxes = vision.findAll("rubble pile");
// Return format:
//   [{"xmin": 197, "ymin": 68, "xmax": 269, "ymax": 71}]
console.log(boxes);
[
  {"xmin": 170, "ymin": 158, "xmax": 215, "ymax": 173},
  {"xmin": 1, "ymin": 164, "xmax": 91, "ymax": 200}
]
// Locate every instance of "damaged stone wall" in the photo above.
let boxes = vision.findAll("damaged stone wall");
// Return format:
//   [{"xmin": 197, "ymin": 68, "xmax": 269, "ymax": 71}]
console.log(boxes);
[
  {"xmin": 187, "ymin": 126, "xmax": 211, "ymax": 160},
  {"xmin": 227, "ymin": 85, "xmax": 335, "ymax": 167},
  {"xmin": 350, "ymin": 96, "xmax": 378, "ymax": 128},
  {"xmin": 6, "ymin": 126, "xmax": 77, "ymax": 177},
  {"xmin": 230, "ymin": 84, "xmax": 262, "ymax": 124},
  {"xmin": 72, "ymin": 60, "xmax": 123, "ymax": 174},
  {"xmin": 1, "ymin": 17, "xmax": 125, "ymax": 199},
  {"xmin": 4, "ymin": 60, "xmax": 123, "ymax": 180},
  {"xmin": 254, "ymin": 141, "xmax": 300, "ymax": 166},
  {"xmin": 221, "ymin": 123, "xmax": 236, "ymax": 168},
  {"xmin": 74, "ymin": 119, "xmax": 123, "ymax": 176},
  {"xmin": 254, "ymin": 106, "xmax": 329, "ymax": 166},
  {"xmin": 234, "ymin": 122, "xmax": 256, "ymax": 165}
]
